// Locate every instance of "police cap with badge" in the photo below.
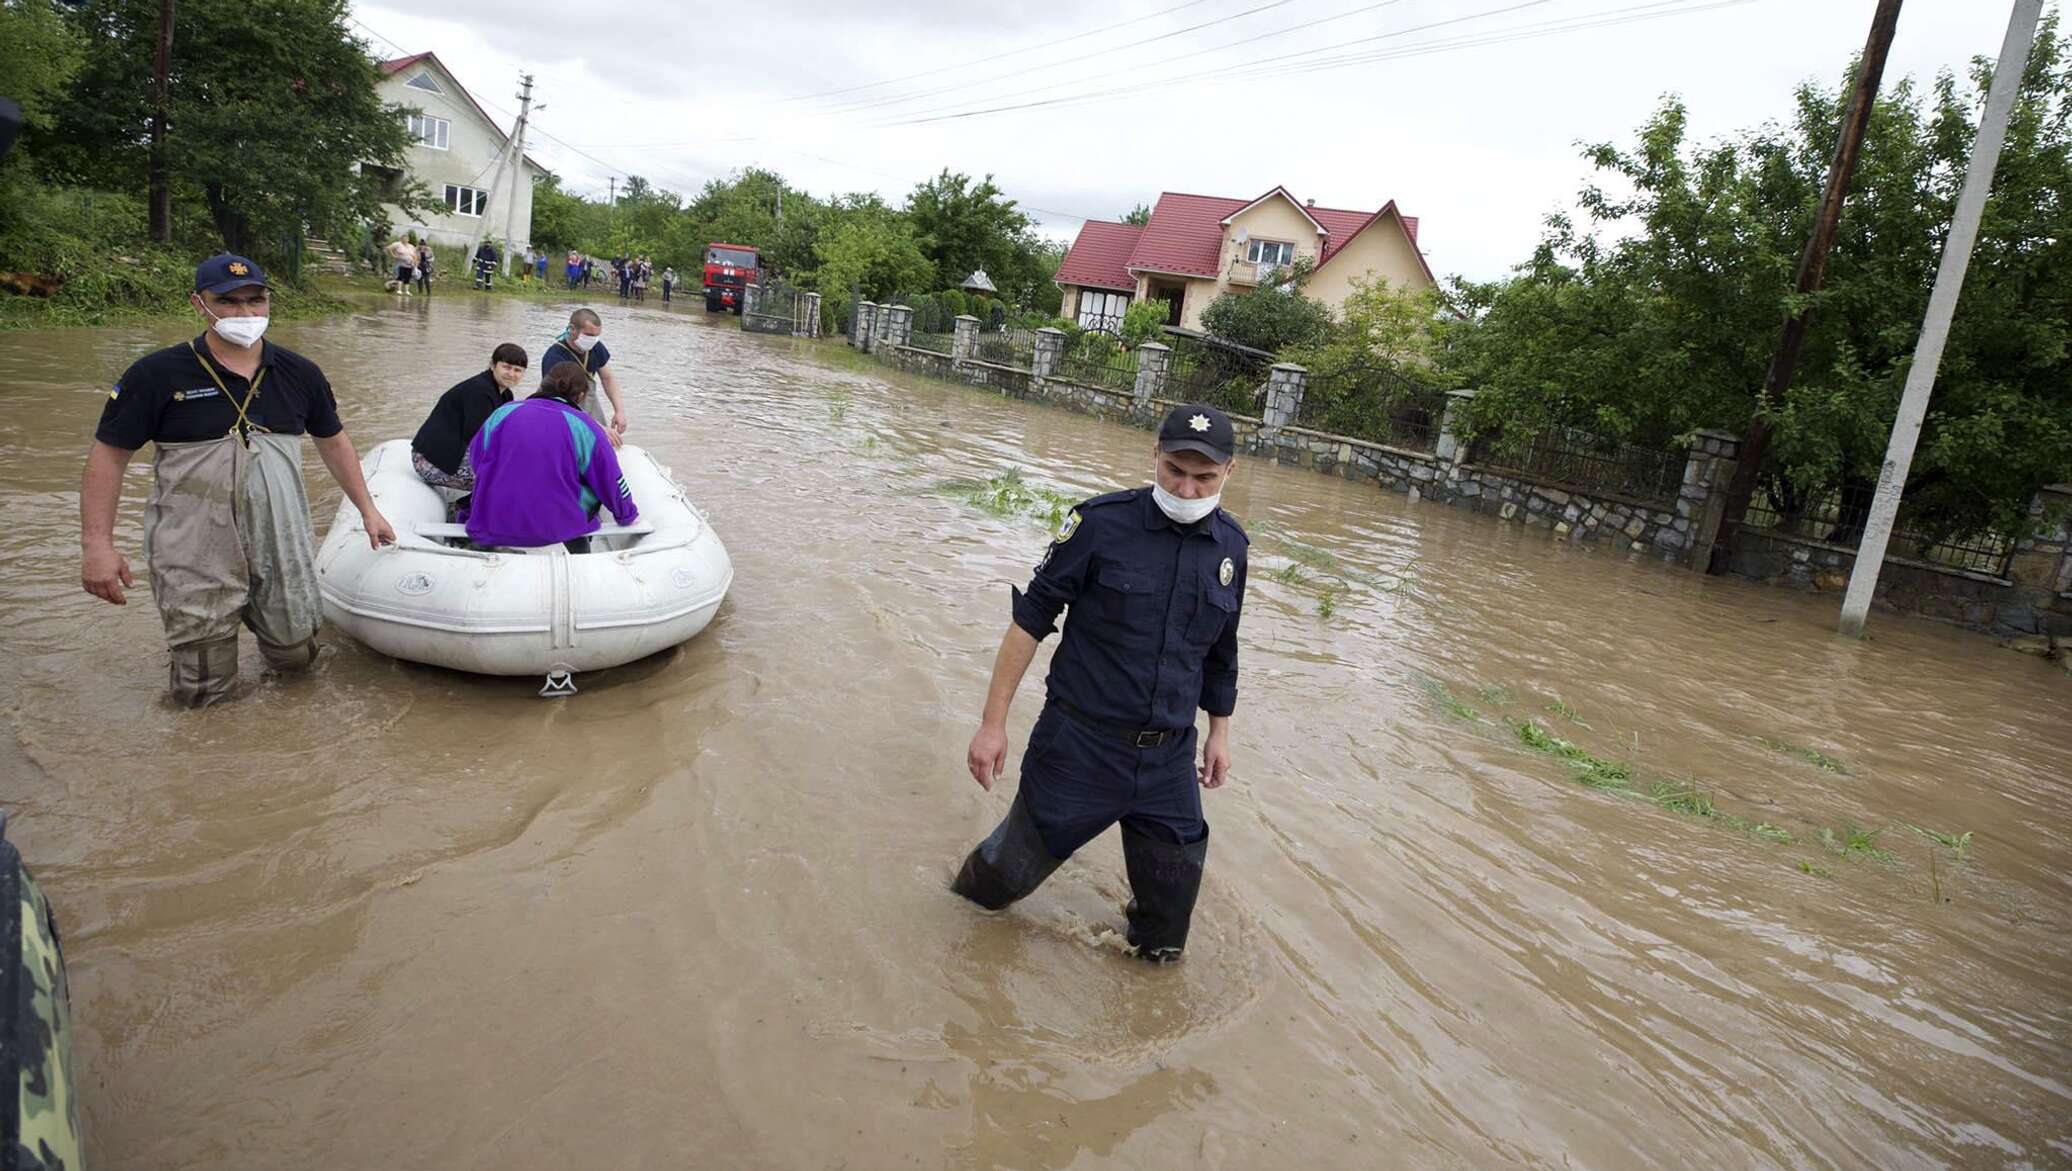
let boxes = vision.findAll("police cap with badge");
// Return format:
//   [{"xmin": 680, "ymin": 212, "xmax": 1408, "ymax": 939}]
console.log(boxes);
[{"xmin": 1157, "ymin": 402, "xmax": 1236, "ymax": 464}]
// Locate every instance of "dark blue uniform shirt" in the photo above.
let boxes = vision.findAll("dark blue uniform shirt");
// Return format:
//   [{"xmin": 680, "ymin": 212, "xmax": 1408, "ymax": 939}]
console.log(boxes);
[
  {"xmin": 1012, "ymin": 487, "xmax": 1247, "ymax": 730},
  {"xmin": 96, "ymin": 335, "xmax": 342, "ymax": 449}
]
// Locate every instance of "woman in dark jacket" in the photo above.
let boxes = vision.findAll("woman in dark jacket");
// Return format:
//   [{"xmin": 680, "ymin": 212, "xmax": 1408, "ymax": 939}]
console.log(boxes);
[{"xmin": 411, "ymin": 343, "xmax": 528, "ymax": 488}]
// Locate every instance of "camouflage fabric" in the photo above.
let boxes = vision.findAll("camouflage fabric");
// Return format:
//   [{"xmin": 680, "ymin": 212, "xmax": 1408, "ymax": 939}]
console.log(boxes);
[{"xmin": 1, "ymin": 815, "xmax": 81, "ymax": 1171}]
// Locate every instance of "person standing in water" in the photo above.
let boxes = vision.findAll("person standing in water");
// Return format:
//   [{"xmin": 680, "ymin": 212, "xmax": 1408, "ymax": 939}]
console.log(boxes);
[
  {"xmin": 951, "ymin": 403, "xmax": 1247, "ymax": 962},
  {"xmin": 538, "ymin": 308, "xmax": 627, "ymax": 438},
  {"xmin": 78, "ymin": 254, "xmax": 396, "ymax": 706}
]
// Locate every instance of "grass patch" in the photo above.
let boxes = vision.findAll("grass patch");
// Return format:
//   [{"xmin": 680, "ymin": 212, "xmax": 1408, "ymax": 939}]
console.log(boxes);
[
  {"xmin": 1513, "ymin": 721, "xmax": 1634, "ymax": 791},
  {"xmin": 1900, "ymin": 823, "xmax": 1973, "ymax": 859},
  {"xmin": 1719, "ymin": 814, "xmax": 1795, "ymax": 845},
  {"xmin": 1271, "ymin": 562, "xmax": 1306, "ymax": 586},
  {"xmin": 1818, "ymin": 825, "xmax": 1895, "ymax": 863},
  {"xmin": 1416, "ymin": 677, "xmax": 1482, "ymax": 722},
  {"xmin": 1316, "ymin": 587, "xmax": 1338, "ymax": 620},
  {"xmin": 1476, "ymin": 685, "xmax": 1514, "ymax": 707},
  {"xmin": 1648, "ymin": 781, "xmax": 1716, "ymax": 819},
  {"xmin": 937, "ymin": 468, "xmax": 1078, "ymax": 529},
  {"xmin": 1798, "ymin": 860, "xmax": 1835, "ymax": 878},
  {"xmin": 1756, "ymin": 737, "xmax": 1849, "ymax": 774},
  {"xmin": 1545, "ymin": 695, "xmax": 1591, "ymax": 728}
]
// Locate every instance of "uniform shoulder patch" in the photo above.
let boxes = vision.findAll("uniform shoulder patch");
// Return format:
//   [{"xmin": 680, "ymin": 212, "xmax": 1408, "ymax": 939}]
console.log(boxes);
[{"xmin": 1053, "ymin": 510, "xmax": 1081, "ymax": 544}]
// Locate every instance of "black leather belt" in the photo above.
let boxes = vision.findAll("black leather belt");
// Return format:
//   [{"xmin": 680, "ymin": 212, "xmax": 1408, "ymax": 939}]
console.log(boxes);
[{"xmin": 1055, "ymin": 700, "xmax": 1185, "ymax": 748}]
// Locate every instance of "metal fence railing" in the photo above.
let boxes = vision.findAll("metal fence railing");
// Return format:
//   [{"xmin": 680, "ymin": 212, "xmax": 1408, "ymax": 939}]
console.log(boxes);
[
  {"xmin": 1164, "ymin": 335, "xmax": 1270, "ymax": 415},
  {"xmin": 973, "ymin": 327, "xmax": 1036, "ymax": 369},
  {"xmin": 1475, "ymin": 424, "xmax": 1684, "ymax": 503},
  {"xmin": 1741, "ymin": 480, "xmax": 2017, "ymax": 576},
  {"xmin": 1294, "ymin": 367, "xmax": 1444, "ymax": 452},
  {"xmin": 1051, "ymin": 330, "xmax": 1139, "ymax": 391},
  {"xmin": 908, "ymin": 330, "xmax": 954, "ymax": 355},
  {"xmin": 743, "ymin": 281, "xmax": 801, "ymax": 336}
]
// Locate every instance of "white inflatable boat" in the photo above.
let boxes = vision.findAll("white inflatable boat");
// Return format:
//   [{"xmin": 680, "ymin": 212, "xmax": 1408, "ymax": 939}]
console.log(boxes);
[{"xmin": 316, "ymin": 439, "xmax": 731, "ymax": 692}]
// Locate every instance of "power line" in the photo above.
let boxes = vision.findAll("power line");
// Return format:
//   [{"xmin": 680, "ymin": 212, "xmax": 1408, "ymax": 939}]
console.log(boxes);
[
  {"xmin": 782, "ymin": 0, "xmax": 1220, "ymax": 104},
  {"xmin": 874, "ymin": 0, "xmax": 1743, "ymax": 127},
  {"xmin": 809, "ymin": 0, "xmax": 1306, "ymax": 115},
  {"xmin": 848, "ymin": 0, "xmax": 1428, "ymax": 122}
]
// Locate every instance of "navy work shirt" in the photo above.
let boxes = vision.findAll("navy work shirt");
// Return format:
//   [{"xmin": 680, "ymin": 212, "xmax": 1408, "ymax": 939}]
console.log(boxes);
[
  {"xmin": 539, "ymin": 338, "xmax": 610, "ymax": 381},
  {"xmin": 1012, "ymin": 487, "xmax": 1247, "ymax": 731},
  {"xmin": 96, "ymin": 336, "xmax": 343, "ymax": 449}
]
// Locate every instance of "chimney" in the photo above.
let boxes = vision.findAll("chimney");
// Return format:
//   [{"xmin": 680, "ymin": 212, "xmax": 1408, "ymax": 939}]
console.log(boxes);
[{"xmin": 1305, "ymin": 198, "xmax": 1315, "ymax": 208}]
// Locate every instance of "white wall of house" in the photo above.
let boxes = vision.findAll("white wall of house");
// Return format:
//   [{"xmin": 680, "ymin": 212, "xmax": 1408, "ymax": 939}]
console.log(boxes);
[{"xmin": 375, "ymin": 59, "xmax": 542, "ymax": 259}]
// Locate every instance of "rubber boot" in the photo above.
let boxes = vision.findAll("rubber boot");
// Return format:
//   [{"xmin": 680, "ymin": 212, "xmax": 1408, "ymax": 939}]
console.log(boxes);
[
  {"xmin": 256, "ymin": 636, "xmax": 318, "ymax": 674},
  {"xmin": 952, "ymin": 791, "xmax": 1064, "ymax": 911},
  {"xmin": 168, "ymin": 636, "xmax": 239, "ymax": 708},
  {"xmin": 1122, "ymin": 822, "xmax": 1209, "ymax": 963}
]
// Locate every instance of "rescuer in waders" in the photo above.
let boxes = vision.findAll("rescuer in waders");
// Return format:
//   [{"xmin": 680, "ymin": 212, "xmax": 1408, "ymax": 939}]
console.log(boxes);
[
  {"xmin": 78, "ymin": 254, "xmax": 397, "ymax": 707},
  {"xmin": 953, "ymin": 403, "xmax": 1247, "ymax": 962}
]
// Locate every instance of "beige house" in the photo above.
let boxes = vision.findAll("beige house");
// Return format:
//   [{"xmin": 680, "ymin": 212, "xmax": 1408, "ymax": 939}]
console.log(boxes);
[
  {"xmin": 372, "ymin": 52, "xmax": 546, "ymax": 257},
  {"xmin": 1054, "ymin": 186, "xmax": 1435, "ymax": 332}
]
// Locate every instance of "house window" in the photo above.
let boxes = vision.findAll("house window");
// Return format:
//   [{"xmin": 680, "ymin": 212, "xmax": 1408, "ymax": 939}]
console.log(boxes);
[
  {"xmin": 406, "ymin": 113, "xmax": 450, "ymax": 150},
  {"xmin": 405, "ymin": 70, "xmax": 444, "ymax": 95},
  {"xmin": 1246, "ymin": 239, "xmax": 1294, "ymax": 266},
  {"xmin": 444, "ymin": 184, "xmax": 487, "ymax": 217},
  {"xmin": 1077, "ymin": 289, "xmax": 1129, "ymax": 331}
]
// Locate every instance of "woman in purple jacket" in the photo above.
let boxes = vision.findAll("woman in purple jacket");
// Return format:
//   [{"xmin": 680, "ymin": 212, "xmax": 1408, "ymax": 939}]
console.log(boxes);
[{"xmin": 464, "ymin": 365, "xmax": 638, "ymax": 553}]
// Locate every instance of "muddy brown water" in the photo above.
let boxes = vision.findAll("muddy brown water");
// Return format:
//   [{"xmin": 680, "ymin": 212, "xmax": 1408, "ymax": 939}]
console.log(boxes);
[{"xmin": 0, "ymin": 296, "xmax": 2067, "ymax": 1170}]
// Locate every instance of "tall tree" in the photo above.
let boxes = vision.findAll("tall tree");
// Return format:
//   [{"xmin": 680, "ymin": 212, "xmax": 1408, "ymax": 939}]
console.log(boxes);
[
  {"xmin": 39, "ymin": 0, "xmax": 428, "ymax": 255},
  {"xmin": 905, "ymin": 169, "xmax": 1036, "ymax": 299},
  {"xmin": 1122, "ymin": 202, "xmax": 1152, "ymax": 225}
]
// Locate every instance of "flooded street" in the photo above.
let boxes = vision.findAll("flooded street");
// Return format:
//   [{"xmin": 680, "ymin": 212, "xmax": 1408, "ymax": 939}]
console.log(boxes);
[{"xmin": 1, "ymin": 295, "xmax": 2067, "ymax": 1169}]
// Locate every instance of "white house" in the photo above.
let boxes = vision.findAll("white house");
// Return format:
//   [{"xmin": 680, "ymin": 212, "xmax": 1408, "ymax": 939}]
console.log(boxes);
[{"xmin": 373, "ymin": 52, "xmax": 546, "ymax": 259}]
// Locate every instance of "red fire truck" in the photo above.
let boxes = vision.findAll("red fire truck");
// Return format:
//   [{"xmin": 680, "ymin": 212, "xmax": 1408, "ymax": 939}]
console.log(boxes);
[{"xmin": 703, "ymin": 243, "xmax": 759, "ymax": 313}]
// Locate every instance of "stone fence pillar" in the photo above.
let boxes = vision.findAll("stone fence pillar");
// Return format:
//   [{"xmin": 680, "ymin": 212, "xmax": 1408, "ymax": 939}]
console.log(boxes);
[
  {"xmin": 799, "ymin": 292, "xmax": 821, "ymax": 338},
  {"xmin": 952, "ymin": 314, "xmax": 979, "ymax": 364},
  {"xmin": 1261, "ymin": 363, "xmax": 1308, "ymax": 429},
  {"xmin": 886, "ymin": 304, "xmax": 914, "ymax": 348},
  {"xmin": 876, "ymin": 301, "xmax": 893, "ymax": 345},
  {"xmin": 855, "ymin": 302, "xmax": 877, "ymax": 351},
  {"xmin": 1033, "ymin": 328, "xmax": 1066, "ymax": 380},
  {"xmin": 743, "ymin": 283, "xmax": 762, "ymax": 319},
  {"xmin": 1681, "ymin": 428, "xmax": 1741, "ymax": 570},
  {"xmin": 1435, "ymin": 388, "xmax": 1476, "ymax": 464},
  {"xmin": 2008, "ymin": 484, "xmax": 2072, "ymax": 596},
  {"xmin": 1132, "ymin": 342, "xmax": 1171, "ymax": 408}
]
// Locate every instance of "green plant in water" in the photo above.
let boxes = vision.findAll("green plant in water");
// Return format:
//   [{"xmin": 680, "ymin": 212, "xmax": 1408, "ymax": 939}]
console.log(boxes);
[
  {"xmin": 1546, "ymin": 695, "xmax": 1591, "ymax": 728},
  {"xmin": 1756, "ymin": 737, "xmax": 1849, "ymax": 774},
  {"xmin": 1798, "ymin": 860, "xmax": 1835, "ymax": 878},
  {"xmin": 1476, "ymin": 685, "xmax": 1514, "ymax": 707},
  {"xmin": 1415, "ymin": 677, "xmax": 1481, "ymax": 722},
  {"xmin": 938, "ymin": 468, "xmax": 1079, "ymax": 529},
  {"xmin": 1719, "ymin": 814, "xmax": 1794, "ymax": 844},
  {"xmin": 1900, "ymin": 823, "xmax": 1972, "ymax": 859},
  {"xmin": 1513, "ymin": 721, "xmax": 1633, "ymax": 791},
  {"xmin": 1819, "ymin": 825, "xmax": 1894, "ymax": 863},
  {"xmin": 1271, "ymin": 562, "xmax": 1306, "ymax": 586},
  {"xmin": 1316, "ymin": 588, "xmax": 1338, "ymax": 620},
  {"xmin": 1648, "ymin": 781, "xmax": 1716, "ymax": 819}
]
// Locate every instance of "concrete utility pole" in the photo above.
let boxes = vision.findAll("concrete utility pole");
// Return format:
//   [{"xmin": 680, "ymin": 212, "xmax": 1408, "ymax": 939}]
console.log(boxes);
[
  {"xmin": 1838, "ymin": 0, "xmax": 2044, "ymax": 638},
  {"xmin": 500, "ymin": 73, "xmax": 534, "ymax": 277},
  {"xmin": 148, "ymin": 0, "xmax": 174, "ymax": 242},
  {"xmin": 608, "ymin": 176, "xmax": 617, "ymax": 208},
  {"xmin": 1709, "ymin": 0, "xmax": 1904, "ymax": 573}
]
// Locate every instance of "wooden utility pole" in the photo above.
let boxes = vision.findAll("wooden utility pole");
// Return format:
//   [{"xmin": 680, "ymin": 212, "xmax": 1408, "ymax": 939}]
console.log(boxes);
[
  {"xmin": 1708, "ymin": 0, "xmax": 1904, "ymax": 573},
  {"xmin": 1838, "ymin": 0, "xmax": 2043, "ymax": 637},
  {"xmin": 148, "ymin": 0, "xmax": 174, "ymax": 243},
  {"xmin": 499, "ymin": 73, "xmax": 534, "ymax": 277}
]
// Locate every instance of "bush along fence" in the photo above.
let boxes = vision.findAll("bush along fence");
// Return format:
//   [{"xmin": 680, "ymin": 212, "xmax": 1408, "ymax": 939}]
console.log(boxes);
[{"xmin": 819, "ymin": 311, "xmax": 2072, "ymax": 641}]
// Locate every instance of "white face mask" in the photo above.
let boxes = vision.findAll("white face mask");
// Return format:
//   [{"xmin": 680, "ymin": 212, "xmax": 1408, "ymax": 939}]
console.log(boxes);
[
  {"xmin": 1152, "ymin": 481, "xmax": 1221, "ymax": 524},
  {"xmin": 571, "ymin": 332, "xmax": 600, "ymax": 352},
  {"xmin": 208, "ymin": 311, "xmax": 269, "ymax": 347}
]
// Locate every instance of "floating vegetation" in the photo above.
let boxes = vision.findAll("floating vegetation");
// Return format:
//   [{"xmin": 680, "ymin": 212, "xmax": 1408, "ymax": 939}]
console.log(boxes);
[
  {"xmin": 1719, "ymin": 814, "xmax": 1795, "ymax": 845},
  {"xmin": 1648, "ymin": 781, "xmax": 1716, "ymax": 819},
  {"xmin": 1476, "ymin": 685, "xmax": 1514, "ymax": 707},
  {"xmin": 1278, "ymin": 537, "xmax": 1340, "ymax": 572},
  {"xmin": 1798, "ymin": 860, "xmax": 1835, "ymax": 878},
  {"xmin": 1901, "ymin": 823, "xmax": 1973, "ymax": 859},
  {"xmin": 937, "ymin": 469, "xmax": 1077, "ymax": 529},
  {"xmin": 1513, "ymin": 721, "xmax": 1634, "ymax": 791},
  {"xmin": 1416, "ymin": 677, "xmax": 1482, "ymax": 722},
  {"xmin": 1819, "ymin": 825, "xmax": 1895, "ymax": 863},
  {"xmin": 1316, "ymin": 587, "xmax": 1338, "ymax": 620},
  {"xmin": 827, "ymin": 389, "xmax": 851, "ymax": 422},
  {"xmin": 1545, "ymin": 695, "xmax": 1591, "ymax": 728},
  {"xmin": 1271, "ymin": 562, "xmax": 1306, "ymax": 586},
  {"xmin": 1756, "ymin": 737, "xmax": 1849, "ymax": 774}
]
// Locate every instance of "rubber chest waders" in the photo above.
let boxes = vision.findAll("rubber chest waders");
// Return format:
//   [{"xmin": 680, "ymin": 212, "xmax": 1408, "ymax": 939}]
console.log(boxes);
[
  {"xmin": 552, "ymin": 339, "xmax": 608, "ymax": 426},
  {"xmin": 144, "ymin": 347, "xmax": 322, "ymax": 705}
]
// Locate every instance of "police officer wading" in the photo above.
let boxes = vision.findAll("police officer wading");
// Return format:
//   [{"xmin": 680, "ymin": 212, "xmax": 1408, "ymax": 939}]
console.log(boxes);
[
  {"xmin": 954, "ymin": 403, "xmax": 1247, "ymax": 963},
  {"xmin": 78, "ymin": 254, "xmax": 397, "ymax": 707}
]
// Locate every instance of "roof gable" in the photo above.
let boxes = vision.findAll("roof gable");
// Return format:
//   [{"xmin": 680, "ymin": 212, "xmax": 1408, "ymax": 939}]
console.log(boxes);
[
  {"xmin": 1312, "ymin": 201, "xmax": 1437, "ymax": 289},
  {"xmin": 1054, "ymin": 220, "xmax": 1143, "ymax": 292},
  {"xmin": 378, "ymin": 52, "xmax": 545, "ymax": 175},
  {"xmin": 1221, "ymin": 185, "xmax": 1327, "ymax": 236}
]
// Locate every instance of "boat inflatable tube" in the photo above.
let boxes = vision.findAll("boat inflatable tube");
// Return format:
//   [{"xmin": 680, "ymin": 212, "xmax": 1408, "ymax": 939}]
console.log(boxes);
[{"xmin": 317, "ymin": 439, "xmax": 732, "ymax": 677}]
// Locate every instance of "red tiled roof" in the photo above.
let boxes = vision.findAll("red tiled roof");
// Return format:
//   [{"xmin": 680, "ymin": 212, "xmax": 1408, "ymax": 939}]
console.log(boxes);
[
  {"xmin": 1055, "ymin": 187, "xmax": 1433, "ymax": 292},
  {"xmin": 378, "ymin": 52, "xmax": 545, "ymax": 174},
  {"xmin": 1124, "ymin": 192, "xmax": 1246, "ymax": 278},
  {"xmin": 1053, "ymin": 220, "xmax": 1142, "ymax": 292}
]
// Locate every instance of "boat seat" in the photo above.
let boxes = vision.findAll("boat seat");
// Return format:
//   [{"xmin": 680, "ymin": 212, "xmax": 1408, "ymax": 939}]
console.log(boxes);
[{"xmin": 414, "ymin": 518, "xmax": 656, "ymax": 542}]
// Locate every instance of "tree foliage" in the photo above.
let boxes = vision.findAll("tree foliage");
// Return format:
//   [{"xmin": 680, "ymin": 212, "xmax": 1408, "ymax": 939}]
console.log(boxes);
[
  {"xmin": 1441, "ymin": 21, "xmax": 2072, "ymax": 537},
  {"xmin": 34, "ymin": 0, "xmax": 429, "ymax": 255},
  {"xmin": 1122, "ymin": 202, "xmax": 1153, "ymax": 226},
  {"xmin": 1199, "ymin": 258, "xmax": 1334, "ymax": 353}
]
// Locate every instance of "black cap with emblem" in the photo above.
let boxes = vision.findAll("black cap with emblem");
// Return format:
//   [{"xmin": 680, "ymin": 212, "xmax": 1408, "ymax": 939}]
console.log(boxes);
[{"xmin": 1157, "ymin": 403, "xmax": 1236, "ymax": 464}]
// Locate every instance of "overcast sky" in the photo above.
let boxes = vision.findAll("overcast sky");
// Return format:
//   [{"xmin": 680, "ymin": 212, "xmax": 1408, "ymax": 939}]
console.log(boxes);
[{"xmin": 349, "ymin": 0, "xmax": 2030, "ymax": 281}]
